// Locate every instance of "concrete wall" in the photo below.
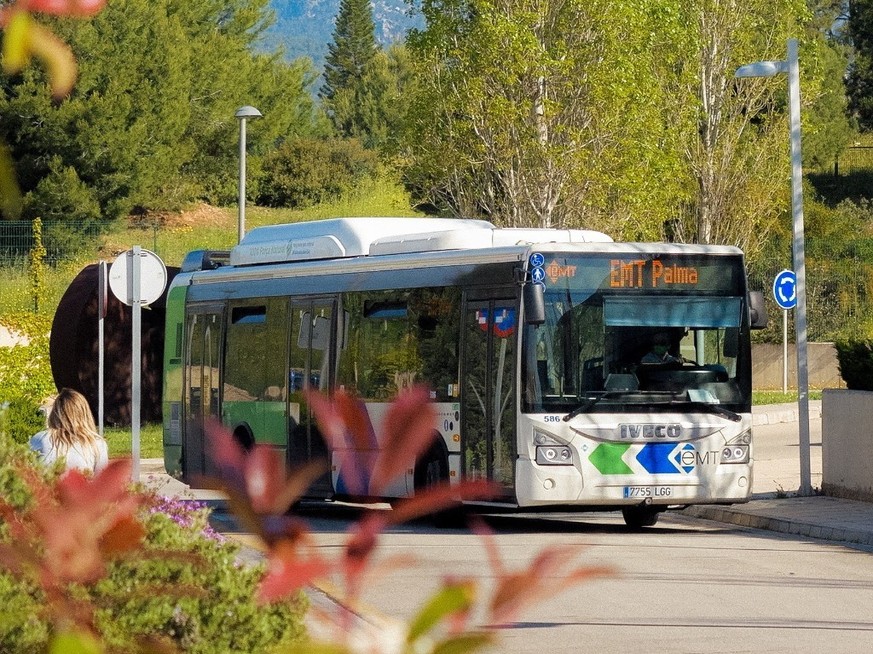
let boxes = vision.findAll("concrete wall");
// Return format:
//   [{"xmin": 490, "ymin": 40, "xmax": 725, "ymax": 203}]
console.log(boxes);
[
  {"xmin": 822, "ymin": 389, "xmax": 873, "ymax": 502},
  {"xmin": 752, "ymin": 342, "xmax": 843, "ymax": 390}
]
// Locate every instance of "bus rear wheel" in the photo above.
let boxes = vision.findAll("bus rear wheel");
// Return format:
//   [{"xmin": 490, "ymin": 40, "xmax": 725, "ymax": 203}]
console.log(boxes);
[
  {"xmin": 414, "ymin": 445, "xmax": 448, "ymax": 492},
  {"xmin": 622, "ymin": 505, "xmax": 662, "ymax": 529}
]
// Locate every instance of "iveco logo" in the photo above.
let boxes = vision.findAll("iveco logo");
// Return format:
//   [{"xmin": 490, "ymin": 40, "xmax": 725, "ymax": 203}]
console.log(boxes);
[{"xmin": 619, "ymin": 424, "xmax": 682, "ymax": 439}]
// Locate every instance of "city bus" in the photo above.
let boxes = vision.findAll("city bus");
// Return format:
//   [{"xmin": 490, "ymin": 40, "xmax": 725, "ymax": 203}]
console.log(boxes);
[{"xmin": 162, "ymin": 217, "xmax": 767, "ymax": 527}]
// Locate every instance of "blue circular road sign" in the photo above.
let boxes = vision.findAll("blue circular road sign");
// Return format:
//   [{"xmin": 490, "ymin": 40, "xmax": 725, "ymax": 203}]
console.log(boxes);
[{"xmin": 773, "ymin": 269, "xmax": 797, "ymax": 310}]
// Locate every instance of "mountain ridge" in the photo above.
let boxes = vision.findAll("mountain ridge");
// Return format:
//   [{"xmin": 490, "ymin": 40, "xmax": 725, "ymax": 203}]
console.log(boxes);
[{"xmin": 264, "ymin": 1, "xmax": 420, "ymax": 70}]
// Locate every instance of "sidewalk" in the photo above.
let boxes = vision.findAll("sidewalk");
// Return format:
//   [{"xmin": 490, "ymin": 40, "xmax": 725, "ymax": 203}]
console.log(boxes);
[
  {"xmin": 685, "ymin": 400, "xmax": 873, "ymax": 550},
  {"xmin": 139, "ymin": 400, "xmax": 873, "ymax": 550}
]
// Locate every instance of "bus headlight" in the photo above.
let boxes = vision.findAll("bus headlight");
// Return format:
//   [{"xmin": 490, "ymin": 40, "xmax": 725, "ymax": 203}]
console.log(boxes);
[
  {"xmin": 721, "ymin": 430, "xmax": 751, "ymax": 464},
  {"xmin": 536, "ymin": 445, "xmax": 573, "ymax": 465},
  {"xmin": 534, "ymin": 430, "xmax": 573, "ymax": 465}
]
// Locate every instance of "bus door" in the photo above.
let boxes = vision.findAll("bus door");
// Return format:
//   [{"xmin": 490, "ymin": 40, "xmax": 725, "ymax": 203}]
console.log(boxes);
[
  {"xmin": 288, "ymin": 298, "xmax": 334, "ymax": 495},
  {"xmin": 461, "ymin": 297, "xmax": 517, "ymax": 495},
  {"xmin": 183, "ymin": 306, "xmax": 223, "ymax": 480}
]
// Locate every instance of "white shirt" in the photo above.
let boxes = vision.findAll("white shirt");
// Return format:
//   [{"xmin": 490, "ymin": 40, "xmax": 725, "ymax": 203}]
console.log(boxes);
[{"xmin": 30, "ymin": 430, "xmax": 109, "ymax": 474}]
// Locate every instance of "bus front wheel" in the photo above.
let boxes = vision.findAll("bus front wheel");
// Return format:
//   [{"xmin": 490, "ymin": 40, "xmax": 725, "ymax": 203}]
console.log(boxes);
[{"xmin": 622, "ymin": 505, "xmax": 662, "ymax": 529}]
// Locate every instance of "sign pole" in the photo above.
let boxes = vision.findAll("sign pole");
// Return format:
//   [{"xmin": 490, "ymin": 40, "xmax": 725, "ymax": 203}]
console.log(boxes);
[
  {"xmin": 782, "ymin": 309, "xmax": 788, "ymax": 394},
  {"xmin": 130, "ymin": 247, "xmax": 142, "ymax": 483},
  {"xmin": 97, "ymin": 261, "xmax": 107, "ymax": 437},
  {"xmin": 109, "ymin": 247, "xmax": 167, "ymax": 484}
]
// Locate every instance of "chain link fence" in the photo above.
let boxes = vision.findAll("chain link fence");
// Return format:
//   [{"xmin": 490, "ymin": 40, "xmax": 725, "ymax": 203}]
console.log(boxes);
[
  {"xmin": 2, "ymin": 214, "xmax": 870, "ymax": 341},
  {"xmin": 0, "ymin": 220, "xmax": 103, "ymax": 266},
  {"xmin": 749, "ymin": 242, "xmax": 873, "ymax": 343}
]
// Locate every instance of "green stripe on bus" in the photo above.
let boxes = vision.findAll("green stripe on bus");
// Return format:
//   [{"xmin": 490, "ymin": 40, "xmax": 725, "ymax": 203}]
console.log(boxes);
[{"xmin": 589, "ymin": 443, "xmax": 634, "ymax": 475}]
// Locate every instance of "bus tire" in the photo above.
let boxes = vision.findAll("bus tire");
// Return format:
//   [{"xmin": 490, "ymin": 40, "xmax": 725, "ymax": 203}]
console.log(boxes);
[
  {"xmin": 414, "ymin": 442, "xmax": 448, "ymax": 492},
  {"xmin": 414, "ymin": 443, "xmax": 464, "ymax": 527},
  {"xmin": 622, "ymin": 505, "xmax": 661, "ymax": 529},
  {"xmin": 232, "ymin": 424, "xmax": 255, "ymax": 451}
]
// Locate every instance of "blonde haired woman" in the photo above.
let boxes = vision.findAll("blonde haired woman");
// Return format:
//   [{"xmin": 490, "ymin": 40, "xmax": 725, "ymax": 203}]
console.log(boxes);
[{"xmin": 30, "ymin": 388, "xmax": 109, "ymax": 474}]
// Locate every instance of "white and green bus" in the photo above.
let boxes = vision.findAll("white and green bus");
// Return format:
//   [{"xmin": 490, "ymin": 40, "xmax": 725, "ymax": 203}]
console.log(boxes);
[{"xmin": 162, "ymin": 217, "xmax": 767, "ymax": 527}]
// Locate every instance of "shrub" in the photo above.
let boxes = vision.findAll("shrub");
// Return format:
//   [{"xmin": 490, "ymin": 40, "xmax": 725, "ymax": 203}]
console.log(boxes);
[
  {"xmin": 257, "ymin": 137, "xmax": 380, "ymax": 208},
  {"xmin": 0, "ymin": 314, "xmax": 55, "ymax": 443},
  {"xmin": 0, "ymin": 436, "xmax": 307, "ymax": 652},
  {"xmin": 834, "ymin": 339, "xmax": 873, "ymax": 390},
  {"xmin": 22, "ymin": 157, "xmax": 102, "ymax": 224}
]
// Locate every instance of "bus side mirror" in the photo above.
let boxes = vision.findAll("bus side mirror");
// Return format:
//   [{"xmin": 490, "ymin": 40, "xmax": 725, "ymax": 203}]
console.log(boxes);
[
  {"xmin": 748, "ymin": 291, "xmax": 768, "ymax": 330},
  {"xmin": 524, "ymin": 283, "xmax": 545, "ymax": 325}
]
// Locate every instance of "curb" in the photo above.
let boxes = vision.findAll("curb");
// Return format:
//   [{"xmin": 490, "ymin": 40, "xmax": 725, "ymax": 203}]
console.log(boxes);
[
  {"xmin": 751, "ymin": 400, "xmax": 822, "ymax": 426},
  {"xmin": 683, "ymin": 503, "xmax": 873, "ymax": 549}
]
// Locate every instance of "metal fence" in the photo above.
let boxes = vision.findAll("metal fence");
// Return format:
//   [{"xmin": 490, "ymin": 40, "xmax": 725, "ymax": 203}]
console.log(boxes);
[
  {"xmin": 749, "ymin": 245, "xmax": 873, "ymax": 343},
  {"xmin": 1, "ymin": 216, "xmax": 870, "ymax": 340},
  {"xmin": 836, "ymin": 145, "xmax": 873, "ymax": 176},
  {"xmin": 0, "ymin": 220, "xmax": 103, "ymax": 266}
]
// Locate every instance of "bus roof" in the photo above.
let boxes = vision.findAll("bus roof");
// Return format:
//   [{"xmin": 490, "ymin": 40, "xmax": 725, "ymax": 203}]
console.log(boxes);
[{"xmin": 230, "ymin": 217, "xmax": 613, "ymax": 266}]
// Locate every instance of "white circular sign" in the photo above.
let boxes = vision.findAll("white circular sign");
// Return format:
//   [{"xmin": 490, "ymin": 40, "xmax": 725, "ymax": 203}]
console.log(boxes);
[{"xmin": 109, "ymin": 248, "xmax": 168, "ymax": 306}]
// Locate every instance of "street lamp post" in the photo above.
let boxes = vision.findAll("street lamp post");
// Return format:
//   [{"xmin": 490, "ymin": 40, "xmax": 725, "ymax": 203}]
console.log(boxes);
[
  {"xmin": 235, "ymin": 105, "xmax": 263, "ymax": 244},
  {"xmin": 736, "ymin": 38, "xmax": 813, "ymax": 496}
]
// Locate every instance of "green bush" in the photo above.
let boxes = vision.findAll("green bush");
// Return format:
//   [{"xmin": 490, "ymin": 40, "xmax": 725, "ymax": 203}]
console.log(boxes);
[
  {"xmin": 91, "ymin": 494, "xmax": 306, "ymax": 653},
  {"xmin": 834, "ymin": 339, "xmax": 873, "ymax": 390},
  {"xmin": 0, "ymin": 314, "xmax": 55, "ymax": 443},
  {"xmin": 23, "ymin": 157, "xmax": 102, "ymax": 224},
  {"xmin": 257, "ymin": 137, "xmax": 380, "ymax": 209},
  {"xmin": 0, "ymin": 437, "xmax": 307, "ymax": 652}
]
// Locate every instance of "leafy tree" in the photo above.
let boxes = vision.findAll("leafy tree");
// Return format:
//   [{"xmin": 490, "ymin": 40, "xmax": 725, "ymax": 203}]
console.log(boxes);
[
  {"xmin": 803, "ymin": 30, "xmax": 854, "ymax": 171},
  {"xmin": 667, "ymin": 0, "xmax": 811, "ymax": 255},
  {"xmin": 257, "ymin": 136, "xmax": 380, "ymax": 208},
  {"xmin": 0, "ymin": 0, "xmax": 319, "ymax": 221},
  {"xmin": 403, "ymin": 0, "xmax": 834, "ymax": 261},
  {"xmin": 320, "ymin": 0, "xmax": 382, "ymax": 145},
  {"xmin": 404, "ymin": 0, "xmax": 693, "ymax": 233}
]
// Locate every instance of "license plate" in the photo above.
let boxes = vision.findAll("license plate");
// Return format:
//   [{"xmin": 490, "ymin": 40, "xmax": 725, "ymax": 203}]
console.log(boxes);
[{"xmin": 623, "ymin": 486, "xmax": 672, "ymax": 499}]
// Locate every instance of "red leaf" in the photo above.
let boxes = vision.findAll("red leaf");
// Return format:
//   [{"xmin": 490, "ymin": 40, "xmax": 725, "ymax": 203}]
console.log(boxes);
[
  {"xmin": 334, "ymin": 391, "xmax": 377, "ymax": 451},
  {"xmin": 99, "ymin": 514, "xmax": 146, "ymax": 555},
  {"xmin": 23, "ymin": 0, "xmax": 105, "ymax": 17},
  {"xmin": 388, "ymin": 479, "xmax": 500, "ymax": 525},
  {"xmin": 243, "ymin": 445, "xmax": 286, "ymax": 514},
  {"xmin": 342, "ymin": 513, "xmax": 386, "ymax": 593},
  {"xmin": 486, "ymin": 543, "xmax": 614, "ymax": 624},
  {"xmin": 58, "ymin": 459, "xmax": 132, "ymax": 508},
  {"xmin": 305, "ymin": 389, "xmax": 376, "ymax": 497},
  {"xmin": 206, "ymin": 419, "xmax": 245, "ymax": 472},
  {"xmin": 257, "ymin": 541, "xmax": 331, "ymax": 604},
  {"xmin": 369, "ymin": 386, "xmax": 437, "ymax": 494}
]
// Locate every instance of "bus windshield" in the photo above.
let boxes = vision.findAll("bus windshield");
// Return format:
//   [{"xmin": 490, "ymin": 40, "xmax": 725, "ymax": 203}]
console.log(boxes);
[{"xmin": 522, "ymin": 253, "xmax": 751, "ymax": 415}]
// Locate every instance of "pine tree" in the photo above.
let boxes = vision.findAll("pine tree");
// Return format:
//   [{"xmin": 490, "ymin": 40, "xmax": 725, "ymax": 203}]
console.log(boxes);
[
  {"xmin": 848, "ymin": 0, "xmax": 873, "ymax": 130},
  {"xmin": 319, "ymin": 0, "xmax": 379, "ymax": 141}
]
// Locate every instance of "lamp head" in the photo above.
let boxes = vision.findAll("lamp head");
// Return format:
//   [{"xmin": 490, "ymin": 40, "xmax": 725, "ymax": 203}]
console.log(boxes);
[
  {"xmin": 734, "ymin": 60, "xmax": 788, "ymax": 78},
  {"xmin": 235, "ymin": 105, "xmax": 263, "ymax": 119}
]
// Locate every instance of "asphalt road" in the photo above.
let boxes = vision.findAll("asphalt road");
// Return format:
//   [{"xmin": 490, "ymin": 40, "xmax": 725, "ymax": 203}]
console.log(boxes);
[
  {"xmin": 204, "ymin": 409, "xmax": 873, "ymax": 653},
  {"xmin": 281, "ymin": 500, "xmax": 873, "ymax": 653}
]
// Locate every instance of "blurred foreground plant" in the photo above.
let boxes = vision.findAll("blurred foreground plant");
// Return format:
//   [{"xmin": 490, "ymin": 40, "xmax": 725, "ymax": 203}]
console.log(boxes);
[
  {"xmin": 0, "ymin": 386, "xmax": 609, "ymax": 652},
  {"xmin": 205, "ymin": 386, "xmax": 612, "ymax": 653},
  {"xmin": 0, "ymin": 441, "xmax": 305, "ymax": 652}
]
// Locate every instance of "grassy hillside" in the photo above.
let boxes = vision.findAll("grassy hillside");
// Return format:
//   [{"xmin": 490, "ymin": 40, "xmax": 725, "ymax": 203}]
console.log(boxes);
[{"xmin": 1, "ymin": 176, "xmax": 422, "ymax": 316}]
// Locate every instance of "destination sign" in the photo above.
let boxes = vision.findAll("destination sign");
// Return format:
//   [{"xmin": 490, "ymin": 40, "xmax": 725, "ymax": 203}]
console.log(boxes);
[
  {"xmin": 538, "ymin": 253, "xmax": 742, "ymax": 294},
  {"xmin": 610, "ymin": 258, "xmax": 699, "ymax": 288}
]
